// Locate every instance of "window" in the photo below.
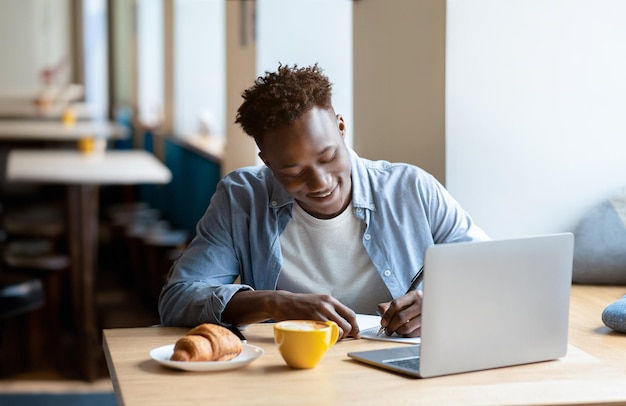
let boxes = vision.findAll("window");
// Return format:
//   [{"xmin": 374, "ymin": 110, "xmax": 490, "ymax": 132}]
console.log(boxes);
[
  {"xmin": 82, "ymin": 0, "xmax": 108, "ymax": 111},
  {"xmin": 136, "ymin": 0, "xmax": 164, "ymax": 127},
  {"xmin": 174, "ymin": 0, "xmax": 225, "ymax": 137}
]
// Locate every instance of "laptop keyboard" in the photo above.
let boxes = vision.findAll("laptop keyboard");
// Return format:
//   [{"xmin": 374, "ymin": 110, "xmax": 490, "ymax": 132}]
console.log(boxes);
[{"xmin": 384, "ymin": 356, "xmax": 420, "ymax": 371}]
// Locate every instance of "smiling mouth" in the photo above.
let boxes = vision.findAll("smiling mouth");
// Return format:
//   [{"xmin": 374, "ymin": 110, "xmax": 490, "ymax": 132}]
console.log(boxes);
[
  {"xmin": 310, "ymin": 184, "xmax": 337, "ymax": 200},
  {"xmin": 314, "ymin": 190, "xmax": 332, "ymax": 199}
]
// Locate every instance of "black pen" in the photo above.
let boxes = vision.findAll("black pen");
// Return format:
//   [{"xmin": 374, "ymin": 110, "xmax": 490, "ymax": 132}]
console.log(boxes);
[
  {"xmin": 227, "ymin": 325, "xmax": 248, "ymax": 343},
  {"xmin": 377, "ymin": 266, "xmax": 424, "ymax": 336}
]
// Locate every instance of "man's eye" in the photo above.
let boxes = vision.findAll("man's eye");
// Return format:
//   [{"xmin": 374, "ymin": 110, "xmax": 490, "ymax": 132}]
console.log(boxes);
[
  {"xmin": 320, "ymin": 152, "xmax": 337, "ymax": 164},
  {"xmin": 287, "ymin": 170, "xmax": 304, "ymax": 178}
]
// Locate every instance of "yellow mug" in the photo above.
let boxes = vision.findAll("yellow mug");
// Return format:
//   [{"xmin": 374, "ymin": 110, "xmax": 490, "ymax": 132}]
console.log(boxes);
[{"xmin": 273, "ymin": 320, "xmax": 339, "ymax": 369}]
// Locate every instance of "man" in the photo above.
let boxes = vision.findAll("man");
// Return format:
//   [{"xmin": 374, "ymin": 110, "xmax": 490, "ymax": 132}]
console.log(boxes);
[{"xmin": 159, "ymin": 64, "xmax": 488, "ymax": 339}]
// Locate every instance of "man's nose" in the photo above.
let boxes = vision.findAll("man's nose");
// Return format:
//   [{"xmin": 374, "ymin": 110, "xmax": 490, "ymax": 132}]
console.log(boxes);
[{"xmin": 306, "ymin": 167, "xmax": 331, "ymax": 192}]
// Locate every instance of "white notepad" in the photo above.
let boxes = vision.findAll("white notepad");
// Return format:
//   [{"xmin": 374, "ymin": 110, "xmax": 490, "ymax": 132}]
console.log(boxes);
[{"xmin": 356, "ymin": 314, "xmax": 421, "ymax": 344}]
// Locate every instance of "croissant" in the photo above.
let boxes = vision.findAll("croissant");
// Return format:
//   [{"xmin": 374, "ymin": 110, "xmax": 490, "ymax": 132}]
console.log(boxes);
[{"xmin": 170, "ymin": 323, "xmax": 243, "ymax": 362}]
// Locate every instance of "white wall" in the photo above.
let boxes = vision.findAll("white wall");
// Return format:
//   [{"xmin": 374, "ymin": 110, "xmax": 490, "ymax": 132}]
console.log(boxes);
[{"xmin": 446, "ymin": 0, "xmax": 626, "ymax": 239}]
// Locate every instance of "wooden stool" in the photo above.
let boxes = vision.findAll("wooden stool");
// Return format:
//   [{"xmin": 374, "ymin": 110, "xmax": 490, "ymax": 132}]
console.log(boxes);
[
  {"xmin": 2, "ymin": 203, "xmax": 66, "ymax": 240},
  {"xmin": 125, "ymin": 219, "xmax": 169, "ymax": 301},
  {"xmin": 143, "ymin": 229, "xmax": 189, "ymax": 307},
  {"xmin": 0, "ymin": 273, "xmax": 45, "ymax": 376},
  {"xmin": 0, "ymin": 273, "xmax": 44, "ymax": 318},
  {"xmin": 106, "ymin": 203, "xmax": 161, "ymax": 288},
  {"xmin": 2, "ymin": 239, "xmax": 70, "ymax": 370}
]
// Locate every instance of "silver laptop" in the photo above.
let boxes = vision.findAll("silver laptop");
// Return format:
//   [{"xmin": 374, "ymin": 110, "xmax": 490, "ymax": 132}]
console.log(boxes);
[{"xmin": 348, "ymin": 233, "xmax": 574, "ymax": 378}]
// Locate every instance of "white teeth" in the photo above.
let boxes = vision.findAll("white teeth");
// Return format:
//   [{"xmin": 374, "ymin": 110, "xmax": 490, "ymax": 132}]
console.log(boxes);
[{"xmin": 311, "ymin": 187, "xmax": 334, "ymax": 199}]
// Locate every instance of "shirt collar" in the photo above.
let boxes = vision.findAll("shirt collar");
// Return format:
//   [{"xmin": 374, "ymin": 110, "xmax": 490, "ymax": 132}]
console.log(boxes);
[
  {"xmin": 348, "ymin": 148, "xmax": 377, "ymax": 212},
  {"xmin": 267, "ymin": 171, "xmax": 293, "ymax": 209}
]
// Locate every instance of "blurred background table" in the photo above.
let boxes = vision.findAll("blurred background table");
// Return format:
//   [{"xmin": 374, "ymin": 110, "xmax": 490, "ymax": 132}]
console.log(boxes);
[
  {"xmin": 6, "ymin": 149, "xmax": 171, "ymax": 381},
  {"xmin": 0, "ymin": 102, "xmax": 104, "ymax": 121},
  {"xmin": 0, "ymin": 119, "xmax": 128, "ymax": 141}
]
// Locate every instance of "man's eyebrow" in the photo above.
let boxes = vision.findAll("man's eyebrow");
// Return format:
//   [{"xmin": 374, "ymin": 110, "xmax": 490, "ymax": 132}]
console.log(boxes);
[{"xmin": 279, "ymin": 146, "xmax": 334, "ymax": 170}]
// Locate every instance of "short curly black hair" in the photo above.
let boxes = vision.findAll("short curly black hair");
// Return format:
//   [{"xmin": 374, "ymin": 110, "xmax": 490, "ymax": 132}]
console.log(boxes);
[{"xmin": 235, "ymin": 63, "xmax": 333, "ymax": 141}]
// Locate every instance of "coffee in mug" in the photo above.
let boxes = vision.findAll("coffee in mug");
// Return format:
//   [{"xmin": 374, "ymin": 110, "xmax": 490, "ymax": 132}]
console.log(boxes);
[{"xmin": 274, "ymin": 320, "xmax": 339, "ymax": 369}]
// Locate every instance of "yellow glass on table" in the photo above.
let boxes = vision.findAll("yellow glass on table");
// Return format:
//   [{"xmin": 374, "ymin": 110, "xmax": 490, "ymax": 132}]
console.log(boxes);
[
  {"xmin": 77, "ymin": 135, "xmax": 106, "ymax": 155},
  {"xmin": 61, "ymin": 106, "xmax": 76, "ymax": 127},
  {"xmin": 274, "ymin": 320, "xmax": 339, "ymax": 369},
  {"xmin": 62, "ymin": 106, "xmax": 76, "ymax": 126}
]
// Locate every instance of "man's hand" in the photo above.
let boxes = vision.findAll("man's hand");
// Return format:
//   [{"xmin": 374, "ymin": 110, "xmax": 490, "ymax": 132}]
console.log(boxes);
[
  {"xmin": 271, "ymin": 291, "xmax": 359, "ymax": 339},
  {"xmin": 377, "ymin": 290, "xmax": 423, "ymax": 337},
  {"xmin": 223, "ymin": 290, "xmax": 359, "ymax": 339}
]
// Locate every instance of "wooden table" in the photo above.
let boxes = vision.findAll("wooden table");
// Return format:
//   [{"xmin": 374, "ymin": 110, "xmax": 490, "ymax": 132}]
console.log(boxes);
[
  {"xmin": 0, "ymin": 102, "xmax": 105, "ymax": 121},
  {"xmin": 6, "ymin": 149, "xmax": 172, "ymax": 381},
  {"xmin": 0, "ymin": 119, "xmax": 128, "ymax": 141},
  {"xmin": 103, "ymin": 285, "xmax": 626, "ymax": 405}
]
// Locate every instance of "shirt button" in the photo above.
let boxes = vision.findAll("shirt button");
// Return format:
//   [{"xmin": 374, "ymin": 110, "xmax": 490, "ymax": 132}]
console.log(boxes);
[
  {"xmin": 384, "ymin": 269, "xmax": 392, "ymax": 277},
  {"xmin": 364, "ymin": 234, "xmax": 371, "ymax": 240},
  {"xmin": 271, "ymin": 201, "xmax": 278, "ymax": 207},
  {"xmin": 356, "ymin": 208, "xmax": 362, "ymax": 213}
]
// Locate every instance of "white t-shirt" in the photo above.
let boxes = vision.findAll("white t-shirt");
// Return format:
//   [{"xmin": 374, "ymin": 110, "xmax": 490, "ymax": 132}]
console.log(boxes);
[{"xmin": 277, "ymin": 201, "xmax": 392, "ymax": 315}]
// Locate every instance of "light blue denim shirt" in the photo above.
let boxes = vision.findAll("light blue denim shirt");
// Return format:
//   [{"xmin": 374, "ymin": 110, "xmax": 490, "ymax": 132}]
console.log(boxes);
[{"xmin": 159, "ymin": 149, "xmax": 489, "ymax": 326}]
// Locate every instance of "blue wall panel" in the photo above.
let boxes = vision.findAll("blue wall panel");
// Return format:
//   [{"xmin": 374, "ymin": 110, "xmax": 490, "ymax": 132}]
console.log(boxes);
[{"xmin": 161, "ymin": 138, "xmax": 220, "ymax": 235}]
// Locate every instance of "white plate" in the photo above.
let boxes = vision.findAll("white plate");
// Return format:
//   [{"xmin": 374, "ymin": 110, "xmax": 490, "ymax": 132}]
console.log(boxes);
[{"xmin": 150, "ymin": 343, "xmax": 264, "ymax": 372}]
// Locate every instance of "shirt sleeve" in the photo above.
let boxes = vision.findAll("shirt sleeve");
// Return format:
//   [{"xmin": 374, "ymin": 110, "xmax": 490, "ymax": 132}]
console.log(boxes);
[
  {"xmin": 158, "ymin": 180, "xmax": 253, "ymax": 327},
  {"xmin": 422, "ymin": 173, "xmax": 490, "ymax": 244}
]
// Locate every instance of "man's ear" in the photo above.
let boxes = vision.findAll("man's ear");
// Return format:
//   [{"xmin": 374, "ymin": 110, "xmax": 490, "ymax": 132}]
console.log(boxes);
[
  {"xmin": 258, "ymin": 152, "xmax": 271, "ymax": 168},
  {"xmin": 336, "ymin": 114, "xmax": 346, "ymax": 138}
]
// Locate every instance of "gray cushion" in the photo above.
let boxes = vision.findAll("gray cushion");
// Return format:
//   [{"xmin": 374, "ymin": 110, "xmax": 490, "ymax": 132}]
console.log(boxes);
[
  {"xmin": 602, "ymin": 295, "xmax": 626, "ymax": 333},
  {"xmin": 572, "ymin": 189, "xmax": 626, "ymax": 285}
]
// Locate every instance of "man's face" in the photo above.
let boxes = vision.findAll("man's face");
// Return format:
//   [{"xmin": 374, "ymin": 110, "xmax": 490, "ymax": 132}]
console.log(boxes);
[{"xmin": 258, "ymin": 106, "xmax": 352, "ymax": 219}]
